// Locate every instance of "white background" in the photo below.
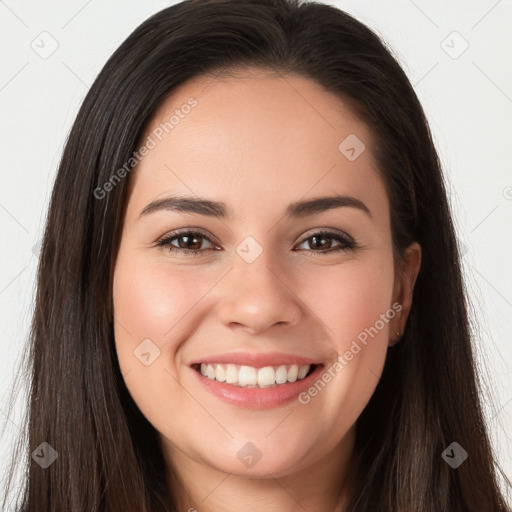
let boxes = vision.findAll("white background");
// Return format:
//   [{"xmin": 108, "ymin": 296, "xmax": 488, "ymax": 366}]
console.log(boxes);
[{"xmin": 1, "ymin": 0, "xmax": 511, "ymax": 504}]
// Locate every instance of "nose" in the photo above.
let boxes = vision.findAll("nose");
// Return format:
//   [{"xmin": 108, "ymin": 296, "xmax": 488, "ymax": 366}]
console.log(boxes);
[{"xmin": 216, "ymin": 250, "xmax": 303, "ymax": 334}]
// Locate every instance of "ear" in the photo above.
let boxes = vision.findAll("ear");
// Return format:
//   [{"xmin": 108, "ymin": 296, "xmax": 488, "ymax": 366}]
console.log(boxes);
[{"xmin": 389, "ymin": 242, "xmax": 421, "ymax": 346}]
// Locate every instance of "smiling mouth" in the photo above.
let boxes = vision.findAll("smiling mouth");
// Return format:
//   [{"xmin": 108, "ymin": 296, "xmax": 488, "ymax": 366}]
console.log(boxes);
[{"xmin": 192, "ymin": 363, "xmax": 318, "ymax": 388}]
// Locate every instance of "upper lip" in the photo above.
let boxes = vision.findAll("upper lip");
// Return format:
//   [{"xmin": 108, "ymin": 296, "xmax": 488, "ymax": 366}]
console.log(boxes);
[{"xmin": 190, "ymin": 351, "xmax": 323, "ymax": 368}]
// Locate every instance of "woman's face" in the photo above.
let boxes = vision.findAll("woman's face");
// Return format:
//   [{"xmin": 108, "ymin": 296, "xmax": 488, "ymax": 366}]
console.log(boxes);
[{"xmin": 113, "ymin": 69, "xmax": 420, "ymax": 481}]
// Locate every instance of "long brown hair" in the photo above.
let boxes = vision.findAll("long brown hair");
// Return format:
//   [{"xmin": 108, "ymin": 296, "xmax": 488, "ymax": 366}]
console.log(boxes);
[{"xmin": 2, "ymin": 0, "xmax": 510, "ymax": 510}]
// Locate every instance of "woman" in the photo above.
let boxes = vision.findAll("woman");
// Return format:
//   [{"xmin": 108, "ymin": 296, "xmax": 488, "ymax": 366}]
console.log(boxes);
[{"xmin": 2, "ymin": 0, "xmax": 510, "ymax": 510}]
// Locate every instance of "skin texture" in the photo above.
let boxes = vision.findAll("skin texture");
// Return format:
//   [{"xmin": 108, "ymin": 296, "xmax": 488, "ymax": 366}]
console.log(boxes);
[{"xmin": 112, "ymin": 68, "xmax": 421, "ymax": 512}]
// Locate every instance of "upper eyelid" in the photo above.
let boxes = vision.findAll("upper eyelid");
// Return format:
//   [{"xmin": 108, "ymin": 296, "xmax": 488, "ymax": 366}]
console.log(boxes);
[
  {"xmin": 298, "ymin": 227, "xmax": 353, "ymax": 243},
  {"xmin": 160, "ymin": 228, "xmax": 219, "ymax": 243}
]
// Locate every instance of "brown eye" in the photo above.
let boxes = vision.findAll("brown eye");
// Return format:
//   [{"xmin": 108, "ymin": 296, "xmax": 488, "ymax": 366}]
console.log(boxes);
[
  {"xmin": 156, "ymin": 231, "xmax": 218, "ymax": 255},
  {"xmin": 174, "ymin": 234, "xmax": 206, "ymax": 250},
  {"xmin": 296, "ymin": 231, "xmax": 355, "ymax": 253}
]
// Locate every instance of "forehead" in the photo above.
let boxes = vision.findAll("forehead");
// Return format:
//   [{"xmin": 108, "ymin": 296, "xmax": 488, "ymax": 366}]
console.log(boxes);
[{"xmin": 125, "ymin": 68, "xmax": 388, "ymax": 222}]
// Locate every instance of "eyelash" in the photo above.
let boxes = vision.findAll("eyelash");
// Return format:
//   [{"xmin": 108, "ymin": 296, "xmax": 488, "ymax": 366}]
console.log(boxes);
[{"xmin": 155, "ymin": 228, "xmax": 356, "ymax": 256}]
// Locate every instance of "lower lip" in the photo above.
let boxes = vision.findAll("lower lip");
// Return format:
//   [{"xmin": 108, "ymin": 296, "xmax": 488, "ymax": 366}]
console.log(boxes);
[{"xmin": 191, "ymin": 364, "xmax": 324, "ymax": 409}]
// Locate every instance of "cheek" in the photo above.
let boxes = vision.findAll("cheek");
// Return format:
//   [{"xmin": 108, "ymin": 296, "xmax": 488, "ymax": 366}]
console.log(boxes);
[
  {"xmin": 112, "ymin": 249, "xmax": 226, "ymax": 404},
  {"xmin": 113, "ymin": 253, "xmax": 211, "ymax": 353},
  {"xmin": 112, "ymin": 254, "xmax": 173, "ymax": 380},
  {"xmin": 111, "ymin": 252, "xmax": 207, "ymax": 422},
  {"xmin": 302, "ymin": 255, "xmax": 395, "ymax": 346},
  {"xmin": 296, "ymin": 257, "xmax": 395, "ymax": 430}
]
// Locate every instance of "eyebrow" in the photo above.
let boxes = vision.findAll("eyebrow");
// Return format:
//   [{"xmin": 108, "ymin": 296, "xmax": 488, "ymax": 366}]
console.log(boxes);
[{"xmin": 139, "ymin": 194, "xmax": 372, "ymax": 220}]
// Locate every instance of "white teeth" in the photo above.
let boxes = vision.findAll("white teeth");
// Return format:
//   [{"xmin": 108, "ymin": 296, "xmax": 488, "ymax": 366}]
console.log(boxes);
[
  {"xmin": 198, "ymin": 363, "xmax": 312, "ymax": 388},
  {"xmin": 207, "ymin": 364, "xmax": 216, "ymax": 380},
  {"xmin": 238, "ymin": 366, "xmax": 257, "ymax": 386},
  {"xmin": 275, "ymin": 365, "xmax": 288, "ymax": 384},
  {"xmin": 297, "ymin": 364, "xmax": 309, "ymax": 379},
  {"xmin": 287, "ymin": 365, "xmax": 298, "ymax": 383},
  {"xmin": 226, "ymin": 364, "xmax": 238, "ymax": 384},
  {"xmin": 257, "ymin": 366, "xmax": 275, "ymax": 387},
  {"xmin": 214, "ymin": 363, "xmax": 226, "ymax": 382}
]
